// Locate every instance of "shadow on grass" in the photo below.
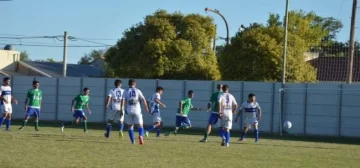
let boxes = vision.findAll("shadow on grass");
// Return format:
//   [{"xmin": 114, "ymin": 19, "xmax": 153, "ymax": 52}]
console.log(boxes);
[{"xmin": 8, "ymin": 119, "xmax": 360, "ymax": 146}]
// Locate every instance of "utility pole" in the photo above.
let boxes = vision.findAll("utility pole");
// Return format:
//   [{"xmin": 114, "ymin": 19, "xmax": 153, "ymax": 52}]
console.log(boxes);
[
  {"xmin": 213, "ymin": 25, "xmax": 217, "ymax": 52},
  {"xmin": 205, "ymin": 8, "xmax": 230, "ymax": 45},
  {"xmin": 347, "ymin": 0, "xmax": 357, "ymax": 84},
  {"xmin": 63, "ymin": 31, "xmax": 68, "ymax": 78},
  {"xmin": 281, "ymin": 0, "xmax": 289, "ymax": 85}
]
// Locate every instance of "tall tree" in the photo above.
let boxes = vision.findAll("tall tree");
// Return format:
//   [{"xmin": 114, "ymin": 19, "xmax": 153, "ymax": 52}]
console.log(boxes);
[
  {"xmin": 20, "ymin": 51, "xmax": 30, "ymax": 61},
  {"xmin": 105, "ymin": 10, "xmax": 220, "ymax": 80},
  {"xmin": 78, "ymin": 49, "xmax": 105, "ymax": 65},
  {"xmin": 219, "ymin": 10, "xmax": 340, "ymax": 82},
  {"xmin": 33, "ymin": 58, "xmax": 60, "ymax": 63}
]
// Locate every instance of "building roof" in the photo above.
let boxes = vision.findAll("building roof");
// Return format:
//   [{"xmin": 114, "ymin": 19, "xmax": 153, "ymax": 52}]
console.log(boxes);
[
  {"xmin": 24, "ymin": 61, "xmax": 104, "ymax": 77},
  {"xmin": 308, "ymin": 57, "xmax": 360, "ymax": 82}
]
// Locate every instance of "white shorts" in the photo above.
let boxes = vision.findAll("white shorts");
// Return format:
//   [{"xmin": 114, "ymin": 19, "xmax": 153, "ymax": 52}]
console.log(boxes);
[
  {"xmin": 219, "ymin": 115, "xmax": 232, "ymax": 129},
  {"xmin": 244, "ymin": 117, "xmax": 258, "ymax": 129},
  {"xmin": 125, "ymin": 113, "xmax": 143, "ymax": 125},
  {"xmin": 151, "ymin": 112, "xmax": 162, "ymax": 123},
  {"xmin": 107, "ymin": 110, "xmax": 124, "ymax": 122},
  {"xmin": 1, "ymin": 104, "xmax": 12, "ymax": 114}
]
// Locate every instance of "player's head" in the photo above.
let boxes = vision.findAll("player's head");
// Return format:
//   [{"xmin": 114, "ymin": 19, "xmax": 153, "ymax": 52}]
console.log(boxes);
[
  {"xmin": 83, "ymin": 87, "xmax": 90, "ymax": 95},
  {"xmin": 128, "ymin": 79, "xmax": 136, "ymax": 87},
  {"xmin": 32, "ymin": 80, "xmax": 40, "ymax": 89},
  {"xmin": 156, "ymin": 86, "xmax": 164, "ymax": 95},
  {"xmin": 248, "ymin": 93, "xmax": 256, "ymax": 102},
  {"xmin": 217, "ymin": 84, "xmax": 223, "ymax": 91},
  {"xmin": 3, "ymin": 77, "xmax": 10, "ymax": 86},
  {"xmin": 188, "ymin": 90, "xmax": 194, "ymax": 98},
  {"xmin": 222, "ymin": 85, "xmax": 229, "ymax": 92},
  {"xmin": 114, "ymin": 79, "xmax": 122, "ymax": 87}
]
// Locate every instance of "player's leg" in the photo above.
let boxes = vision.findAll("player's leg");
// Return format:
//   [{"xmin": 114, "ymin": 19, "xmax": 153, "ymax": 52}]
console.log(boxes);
[
  {"xmin": 118, "ymin": 110, "xmax": 125, "ymax": 138},
  {"xmin": 165, "ymin": 116, "xmax": 181, "ymax": 136},
  {"xmin": 81, "ymin": 113, "xmax": 88, "ymax": 133},
  {"xmin": 0, "ymin": 107, "xmax": 6, "ymax": 129},
  {"xmin": 223, "ymin": 117, "xmax": 232, "ymax": 147},
  {"xmin": 134, "ymin": 113, "xmax": 144, "ymax": 145},
  {"xmin": 60, "ymin": 111, "xmax": 81, "ymax": 132},
  {"xmin": 4, "ymin": 112, "xmax": 11, "ymax": 131},
  {"xmin": 156, "ymin": 122, "xmax": 162, "ymax": 137},
  {"xmin": 253, "ymin": 119, "xmax": 259, "ymax": 143},
  {"xmin": 200, "ymin": 113, "xmax": 219, "ymax": 142},
  {"xmin": 33, "ymin": 109, "xmax": 40, "ymax": 131},
  {"xmin": 105, "ymin": 110, "xmax": 115, "ymax": 138},
  {"xmin": 145, "ymin": 113, "xmax": 161, "ymax": 137},
  {"xmin": 125, "ymin": 114, "xmax": 135, "ymax": 144},
  {"xmin": 19, "ymin": 108, "xmax": 33, "ymax": 130},
  {"xmin": 239, "ymin": 118, "xmax": 250, "ymax": 141}
]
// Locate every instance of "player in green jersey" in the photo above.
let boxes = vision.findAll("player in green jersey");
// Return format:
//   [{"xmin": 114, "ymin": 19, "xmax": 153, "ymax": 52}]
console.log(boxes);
[
  {"xmin": 60, "ymin": 88, "xmax": 92, "ymax": 133},
  {"xmin": 19, "ymin": 80, "xmax": 42, "ymax": 131},
  {"xmin": 164, "ymin": 90, "xmax": 204, "ymax": 136},
  {"xmin": 200, "ymin": 84, "xmax": 223, "ymax": 142}
]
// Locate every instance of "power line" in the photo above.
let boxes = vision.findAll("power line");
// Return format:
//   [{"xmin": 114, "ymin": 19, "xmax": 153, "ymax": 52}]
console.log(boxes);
[
  {"xmin": 69, "ymin": 37, "xmax": 112, "ymax": 46},
  {"xmin": 0, "ymin": 43, "xmax": 108, "ymax": 48}
]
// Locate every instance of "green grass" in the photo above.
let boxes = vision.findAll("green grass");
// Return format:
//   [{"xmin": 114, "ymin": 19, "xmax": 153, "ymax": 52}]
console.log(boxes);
[{"xmin": 0, "ymin": 124, "xmax": 360, "ymax": 168}]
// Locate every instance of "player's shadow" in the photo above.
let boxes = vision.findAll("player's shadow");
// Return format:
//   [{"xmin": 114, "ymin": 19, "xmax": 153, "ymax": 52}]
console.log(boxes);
[{"xmin": 237, "ymin": 142, "xmax": 336, "ymax": 150}]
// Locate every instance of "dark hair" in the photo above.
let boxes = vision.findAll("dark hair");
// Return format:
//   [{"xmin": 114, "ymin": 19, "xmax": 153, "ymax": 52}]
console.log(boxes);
[
  {"xmin": 248, "ymin": 93, "xmax": 256, "ymax": 99},
  {"xmin": 114, "ymin": 79, "xmax": 122, "ymax": 87},
  {"xmin": 128, "ymin": 79, "xmax": 136, "ymax": 86},
  {"xmin": 222, "ymin": 85, "xmax": 229, "ymax": 91},
  {"xmin": 3, "ymin": 77, "xmax": 10, "ymax": 82},
  {"xmin": 156, "ymin": 86, "xmax": 164, "ymax": 92},
  {"xmin": 83, "ymin": 87, "xmax": 90, "ymax": 92},
  {"xmin": 32, "ymin": 80, "xmax": 39, "ymax": 85},
  {"xmin": 188, "ymin": 90, "xmax": 194, "ymax": 95},
  {"xmin": 217, "ymin": 84, "xmax": 222, "ymax": 90}
]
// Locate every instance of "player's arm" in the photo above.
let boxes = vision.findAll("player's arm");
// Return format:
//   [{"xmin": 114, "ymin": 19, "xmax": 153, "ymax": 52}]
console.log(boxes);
[
  {"xmin": 0, "ymin": 88, "xmax": 5, "ymax": 103},
  {"xmin": 155, "ymin": 98, "xmax": 166, "ymax": 108},
  {"xmin": 232, "ymin": 98, "xmax": 238, "ymax": 114},
  {"xmin": 71, "ymin": 96, "xmax": 77, "ymax": 112},
  {"xmin": 11, "ymin": 96, "xmax": 18, "ymax": 104},
  {"xmin": 234, "ymin": 104, "xmax": 243, "ymax": 122},
  {"xmin": 105, "ymin": 90, "xmax": 112, "ymax": 109},
  {"xmin": 207, "ymin": 93, "xmax": 214, "ymax": 111},
  {"xmin": 179, "ymin": 100, "xmax": 184, "ymax": 114},
  {"xmin": 39, "ymin": 91, "xmax": 42, "ymax": 108},
  {"xmin": 85, "ymin": 98, "xmax": 91, "ymax": 114},
  {"xmin": 24, "ymin": 90, "xmax": 31, "ymax": 110},
  {"xmin": 139, "ymin": 91, "xmax": 149, "ymax": 113},
  {"xmin": 218, "ymin": 97, "xmax": 223, "ymax": 115},
  {"xmin": 257, "ymin": 103, "xmax": 262, "ymax": 120}
]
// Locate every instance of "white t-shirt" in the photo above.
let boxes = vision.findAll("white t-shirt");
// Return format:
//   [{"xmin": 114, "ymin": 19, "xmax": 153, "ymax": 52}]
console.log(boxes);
[
  {"xmin": 0, "ymin": 85, "xmax": 11, "ymax": 106},
  {"xmin": 219, "ymin": 93, "xmax": 237, "ymax": 116},
  {"xmin": 124, "ymin": 87, "xmax": 145, "ymax": 114},
  {"xmin": 149, "ymin": 93, "xmax": 161, "ymax": 114},
  {"xmin": 108, "ymin": 87, "xmax": 125, "ymax": 111},
  {"xmin": 240, "ymin": 101, "xmax": 261, "ymax": 118}
]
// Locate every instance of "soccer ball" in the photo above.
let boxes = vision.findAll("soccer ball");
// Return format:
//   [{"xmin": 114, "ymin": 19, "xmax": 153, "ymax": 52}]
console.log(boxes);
[{"xmin": 284, "ymin": 121, "xmax": 292, "ymax": 129}]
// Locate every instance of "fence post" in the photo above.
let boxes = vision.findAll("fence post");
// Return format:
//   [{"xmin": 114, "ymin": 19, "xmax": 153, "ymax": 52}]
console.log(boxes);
[
  {"xmin": 240, "ymin": 82, "xmax": 244, "ymax": 131},
  {"xmin": 338, "ymin": 84, "xmax": 343, "ymax": 137},
  {"xmin": 55, "ymin": 78, "xmax": 59, "ymax": 121},
  {"xmin": 279, "ymin": 88, "xmax": 283, "ymax": 136},
  {"xmin": 103, "ymin": 78, "xmax": 108, "ymax": 123},
  {"xmin": 303, "ymin": 83, "xmax": 308, "ymax": 135},
  {"xmin": 271, "ymin": 83, "xmax": 276, "ymax": 133}
]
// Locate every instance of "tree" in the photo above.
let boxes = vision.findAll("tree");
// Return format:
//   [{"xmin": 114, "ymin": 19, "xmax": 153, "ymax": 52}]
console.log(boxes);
[
  {"xmin": 33, "ymin": 58, "xmax": 61, "ymax": 63},
  {"xmin": 78, "ymin": 49, "xmax": 105, "ymax": 65},
  {"xmin": 105, "ymin": 10, "xmax": 220, "ymax": 80},
  {"xmin": 219, "ymin": 10, "xmax": 340, "ymax": 82},
  {"xmin": 20, "ymin": 51, "xmax": 30, "ymax": 61}
]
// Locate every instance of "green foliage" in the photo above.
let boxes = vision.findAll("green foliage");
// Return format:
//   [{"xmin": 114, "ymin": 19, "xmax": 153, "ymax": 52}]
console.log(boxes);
[
  {"xmin": 20, "ymin": 51, "xmax": 30, "ymax": 61},
  {"xmin": 78, "ymin": 49, "xmax": 105, "ymax": 65},
  {"xmin": 105, "ymin": 10, "xmax": 220, "ymax": 80},
  {"xmin": 33, "ymin": 58, "xmax": 60, "ymax": 63},
  {"xmin": 219, "ymin": 10, "xmax": 341, "ymax": 82}
]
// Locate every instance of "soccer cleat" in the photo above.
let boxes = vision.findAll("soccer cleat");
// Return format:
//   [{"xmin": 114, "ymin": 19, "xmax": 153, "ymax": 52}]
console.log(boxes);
[
  {"xmin": 225, "ymin": 143, "xmax": 229, "ymax": 147},
  {"xmin": 145, "ymin": 131, "xmax": 149, "ymax": 137},
  {"xmin": 221, "ymin": 139, "xmax": 225, "ymax": 146},
  {"xmin": 119, "ymin": 131, "xmax": 123, "ymax": 138},
  {"xmin": 18, "ymin": 127, "xmax": 24, "ymax": 131},
  {"xmin": 255, "ymin": 140, "xmax": 259, "ymax": 143},
  {"xmin": 199, "ymin": 138, "xmax": 208, "ymax": 143},
  {"xmin": 238, "ymin": 138, "xmax": 244, "ymax": 142},
  {"xmin": 35, "ymin": 129, "xmax": 39, "ymax": 132},
  {"xmin": 104, "ymin": 133, "xmax": 109, "ymax": 138},
  {"xmin": 139, "ymin": 136, "xmax": 144, "ymax": 145}
]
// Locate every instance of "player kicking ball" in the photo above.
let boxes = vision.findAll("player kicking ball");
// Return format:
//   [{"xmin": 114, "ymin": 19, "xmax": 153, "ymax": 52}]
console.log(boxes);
[
  {"xmin": 234, "ymin": 93, "xmax": 261, "ymax": 143},
  {"xmin": 0, "ymin": 77, "xmax": 18, "ymax": 131},
  {"xmin": 165, "ymin": 90, "xmax": 204, "ymax": 136},
  {"xmin": 218, "ymin": 85, "xmax": 238, "ymax": 147},
  {"xmin": 145, "ymin": 86, "xmax": 166, "ymax": 137},
  {"xmin": 104, "ymin": 80, "xmax": 125, "ymax": 138},
  {"xmin": 124, "ymin": 79, "xmax": 149, "ymax": 145},
  {"xmin": 60, "ymin": 88, "xmax": 92, "ymax": 133},
  {"xmin": 19, "ymin": 80, "xmax": 42, "ymax": 131}
]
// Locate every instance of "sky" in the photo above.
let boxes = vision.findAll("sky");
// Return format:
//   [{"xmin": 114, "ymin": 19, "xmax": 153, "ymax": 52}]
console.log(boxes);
[{"xmin": 0, "ymin": 0, "xmax": 356, "ymax": 64}]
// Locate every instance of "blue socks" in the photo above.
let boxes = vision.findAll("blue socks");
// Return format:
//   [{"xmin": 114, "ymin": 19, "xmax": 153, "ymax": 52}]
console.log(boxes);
[
  {"xmin": 128, "ymin": 129, "xmax": 135, "ymax": 143},
  {"xmin": 138, "ymin": 127, "xmax": 144, "ymax": 137},
  {"xmin": 147, "ymin": 125, "xmax": 156, "ymax": 132},
  {"xmin": 119, "ymin": 123, "xmax": 124, "ymax": 131},
  {"xmin": 105, "ymin": 124, "xmax": 112, "ymax": 138},
  {"xmin": 6, "ymin": 119, "xmax": 10, "ymax": 130},
  {"xmin": 219, "ymin": 128, "xmax": 224, "ymax": 138},
  {"xmin": 0, "ymin": 117, "xmax": 4, "ymax": 128},
  {"xmin": 225, "ymin": 131, "xmax": 230, "ymax": 144},
  {"xmin": 156, "ymin": 128, "xmax": 161, "ymax": 137},
  {"xmin": 241, "ymin": 131, "xmax": 246, "ymax": 140},
  {"xmin": 255, "ymin": 129, "xmax": 259, "ymax": 142}
]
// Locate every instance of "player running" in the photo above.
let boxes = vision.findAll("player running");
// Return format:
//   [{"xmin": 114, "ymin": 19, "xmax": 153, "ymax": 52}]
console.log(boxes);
[
  {"xmin": 218, "ymin": 85, "xmax": 238, "ymax": 147},
  {"xmin": 60, "ymin": 88, "xmax": 92, "ymax": 133},
  {"xmin": 104, "ymin": 79, "xmax": 125, "ymax": 138},
  {"xmin": 164, "ymin": 90, "xmax": 204, "ymax": 136},
  {"xmin": 199, "ymin": 84, "xmax": 223, "ymax": 142},
  {"xmin": 0, "ymin": 77, "xmax": 18, "ymax": 131},
  {"xmin": 124, "ymin": 79, "xmax": 149, "ymax": 145},
  {"xmin": 145, "ymin": 86, "xmax": 166, "ymax": 137},
  {"xmin": 234, "ymin": 93, "xmax": 262, "ymax": 143},
  {"xmin": 19, "ymin": 80, "xmax": 42, "ymax": 131}
]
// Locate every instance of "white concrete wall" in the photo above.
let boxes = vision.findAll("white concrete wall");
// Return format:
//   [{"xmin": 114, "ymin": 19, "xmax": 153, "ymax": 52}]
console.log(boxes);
[{"xmin": 0, "ymin": 50, "xmax": 20, "ymax": 71}]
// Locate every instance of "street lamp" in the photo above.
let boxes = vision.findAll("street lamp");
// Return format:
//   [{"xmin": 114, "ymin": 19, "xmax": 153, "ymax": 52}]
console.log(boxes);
[{"xmin": 205, "ymin": 7, "xmax": 230, "ymax": 45}]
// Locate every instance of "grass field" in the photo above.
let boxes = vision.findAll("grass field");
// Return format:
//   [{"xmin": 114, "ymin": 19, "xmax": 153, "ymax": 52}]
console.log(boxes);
[{"xmin": 0, "ymin": 123, "xmax": 360, "ymax": 168}]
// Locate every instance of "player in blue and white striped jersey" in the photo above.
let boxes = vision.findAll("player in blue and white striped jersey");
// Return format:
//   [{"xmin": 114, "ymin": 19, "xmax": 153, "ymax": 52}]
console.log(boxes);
[
  {"xmin": 234, "ymin": 93, "xmax": 262, "ymax": 143},
  {"xmin": 145, "ymin": 87, "xmax": 166, "ymax": 137}
]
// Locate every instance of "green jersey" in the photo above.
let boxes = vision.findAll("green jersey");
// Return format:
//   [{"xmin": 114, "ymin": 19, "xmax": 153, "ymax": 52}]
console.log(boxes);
[
  {"xmin": 210, "ymin": 91, "xmax": 222, "ymax": 112},
  {"xmin": 73, "ymin": 94, "xmax": 90, "ymax": 110},
  {"xmin": 177, "ymin": 98, "xmax": 193, "ymax": 116},
  {"xmin": 26, "ymin": 89, "xmax": 42, "ymax": 108}
]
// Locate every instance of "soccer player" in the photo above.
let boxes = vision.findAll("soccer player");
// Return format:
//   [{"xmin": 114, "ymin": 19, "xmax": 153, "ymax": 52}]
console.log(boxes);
[
  {"xmin": 234, "ymin": 93, "xmax": 262, "ymax": 143},
  {"xmin": 0, "ymin": 77, "xmax": 18, "ymax": 131},
  {"xmin": 60, "ymin": 88, "xmax": 92, "ymax": 133},
  {"xmin": 104, "ymin": 79, "xmax": 125, "ymax": 138},
  {"xmin": 199, "ymin": 84, "xmax": 223, "ymax": 142},
  {"xmin": 145, "ymin": 86, "xmax": 166, "ymax": 137},
  {"xmin": 164, "ymin": 90, "xmax": 204, "ymax": 136},
  {"xmin": 218, "ymin": 85, "xmax": 238, "ymax": 147},
  {"xmin": 19, "ymin": 80, "xmax": 42, "ymax": 131},
  {"xmin": 124, "ymin": 79, "xmax": 149, "ymax": 145}
]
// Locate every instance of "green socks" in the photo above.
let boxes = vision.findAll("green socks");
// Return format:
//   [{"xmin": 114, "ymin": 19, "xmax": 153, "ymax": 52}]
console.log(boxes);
[
  {"xmin": 83, "ymin": 120, "xmax": 88, "ymax": 132},
  {"xmin": 35, "ymin": 121, "xmax": 39, "ymax": 130},
  {"xmin": 22, "ymin": 120, "xmax": 28, "ymax": 127},
  {"xmin": 204, "ymin": 132, "xmax": 209, "ymax": 140}
]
